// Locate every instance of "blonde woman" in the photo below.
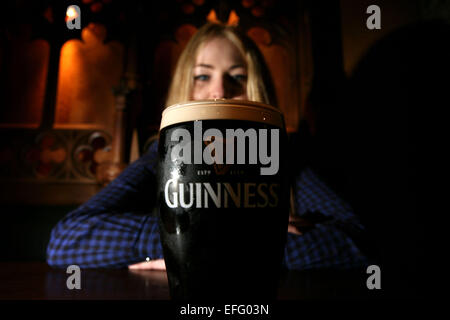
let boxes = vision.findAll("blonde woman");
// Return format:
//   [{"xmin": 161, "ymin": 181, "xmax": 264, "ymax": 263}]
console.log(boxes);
[
  {"xmin": 47, "ymin": 23, "xmax": 368, "ymax": 271},
  {"xmin": 165, "ymin": 22, "xmax": 276, "ymax": 106}
]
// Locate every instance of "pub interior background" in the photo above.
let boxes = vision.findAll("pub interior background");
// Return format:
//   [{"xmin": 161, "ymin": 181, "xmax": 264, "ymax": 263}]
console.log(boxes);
[{"xmin": 1, "ymin": 0, "xmax": 447, "ymax": 298}]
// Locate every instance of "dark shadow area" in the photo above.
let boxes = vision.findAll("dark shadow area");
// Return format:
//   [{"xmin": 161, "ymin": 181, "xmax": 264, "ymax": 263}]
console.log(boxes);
[
  {"xmin": 299, "ymin": 19, "xmax": 449, "ymax": 298},
  {"xmin": 0, "ymin": 205, "xmax": 77, "ymax": 261}
]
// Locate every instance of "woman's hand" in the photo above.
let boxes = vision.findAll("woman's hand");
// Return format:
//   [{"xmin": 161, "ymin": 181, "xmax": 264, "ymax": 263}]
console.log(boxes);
[
  {"xmin": 128, "ymin": 259, "xmax": 166, "ymax": 270},
  {"xmin": 288, "ymin": 215, "xmax": 316, "ymax": 235},
  {"xmin": 288, "ymin": 211, "xmax": 333, "ymax": 235}
]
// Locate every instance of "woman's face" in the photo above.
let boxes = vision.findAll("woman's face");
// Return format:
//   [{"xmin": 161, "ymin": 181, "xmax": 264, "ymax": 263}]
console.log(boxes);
[{"xmin": 192, "ymin": 37, "xmax": 248, "ymax": 100}]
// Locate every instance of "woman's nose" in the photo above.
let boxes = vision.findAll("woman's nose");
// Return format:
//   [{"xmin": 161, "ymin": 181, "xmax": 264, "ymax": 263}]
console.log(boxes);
[{"xmin": 209, "ymin": 77, "xmax": 225, "ymax": 99}]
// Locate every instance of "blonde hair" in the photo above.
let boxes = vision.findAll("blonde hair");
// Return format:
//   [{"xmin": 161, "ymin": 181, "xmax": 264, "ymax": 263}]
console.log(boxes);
[{"xmin": 165, "ymin": 23, "xmax": 277, "ymax": 108}]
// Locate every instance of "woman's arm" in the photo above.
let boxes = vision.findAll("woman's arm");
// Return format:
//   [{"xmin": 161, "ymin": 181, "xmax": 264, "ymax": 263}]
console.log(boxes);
[
  {"xmin": 284, "ymin": 167, "xmax": 369, "ymax": 270},
  {"xmin": 46, "ymin": 141, "xmax": 164, "ymax": 269}
]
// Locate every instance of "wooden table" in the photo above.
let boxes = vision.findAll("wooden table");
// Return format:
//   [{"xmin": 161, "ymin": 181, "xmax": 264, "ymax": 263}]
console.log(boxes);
[{"xmin": 0, "ymin": 262, "xmax": 380, "ymax": 301}]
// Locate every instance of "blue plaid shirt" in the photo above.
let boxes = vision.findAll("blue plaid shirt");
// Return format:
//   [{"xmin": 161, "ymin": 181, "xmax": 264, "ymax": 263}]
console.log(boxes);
[{"xmin": 47, "ymin": 140, "xmax": 368, "ymax": 270}]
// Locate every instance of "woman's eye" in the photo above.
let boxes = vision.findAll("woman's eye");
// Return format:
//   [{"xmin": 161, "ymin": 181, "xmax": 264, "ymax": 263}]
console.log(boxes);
[
  {"xmin": 194, "ymin": 75, "xmax": 210, "ymax": 81},
  {"xmin": 231, "ymin": 74, "xmax": 247, "ymax": 82}
]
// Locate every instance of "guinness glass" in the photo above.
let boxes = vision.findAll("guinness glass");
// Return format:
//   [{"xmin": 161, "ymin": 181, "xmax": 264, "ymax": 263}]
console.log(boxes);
[{"xmin": 157, "ymin": 100, "xmax": 288, "ymax": 300}]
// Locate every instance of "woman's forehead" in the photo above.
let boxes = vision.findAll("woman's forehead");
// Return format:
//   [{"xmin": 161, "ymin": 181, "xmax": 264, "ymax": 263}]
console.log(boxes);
[{"xmin": 195, "ymin": 37, "xmax": 246, "ymax": 66}]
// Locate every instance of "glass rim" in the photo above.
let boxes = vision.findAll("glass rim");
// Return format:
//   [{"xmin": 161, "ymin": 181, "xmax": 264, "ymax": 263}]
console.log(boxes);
[{"xmin": 160, "ymin": 99, "xmax": 285, "ymax": 130}]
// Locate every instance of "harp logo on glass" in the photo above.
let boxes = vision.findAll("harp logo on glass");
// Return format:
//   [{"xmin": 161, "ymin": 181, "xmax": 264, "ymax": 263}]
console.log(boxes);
[
  {"xmin": 66, "ymin": 5, "xmax": 81, "ymax": 30},
  {"xmin": 170, "ymin": 121, "xmax": 279, "ymax": 176}
]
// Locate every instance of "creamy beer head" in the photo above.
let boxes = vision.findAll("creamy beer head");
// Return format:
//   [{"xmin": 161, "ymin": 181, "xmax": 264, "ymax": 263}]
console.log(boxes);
[
  {"xmin": 160, "ymin": 99, "xmax": 285, "ymax": 130},
  {"xmin": 157, "ymin": 99, "xmax": 289, "ymax": 300}
]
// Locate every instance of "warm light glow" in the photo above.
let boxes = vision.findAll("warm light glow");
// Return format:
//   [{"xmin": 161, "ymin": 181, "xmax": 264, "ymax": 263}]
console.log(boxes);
[
  {"xmin": 55, "ymin": 24, "xmax": 123, "ymax": 131},
  {"xmin": 66, "ymin": 6, "xmax": 78, "ymax": 20},
  {"xmin": 206, "ymin": 9, "xmax": 218, "ymax": 23},
  {"xmin": 227, "ymin": 10, "xmax": 240, "ymax": 26},
  {"xmin": 206, "ymin": 9, "xmax": 239, "ymax": 26}
]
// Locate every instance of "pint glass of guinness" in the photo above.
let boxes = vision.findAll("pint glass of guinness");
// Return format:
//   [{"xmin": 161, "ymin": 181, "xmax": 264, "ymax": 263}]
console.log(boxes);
[{"xmin": 157, "ymin": 100, "xmax": 288, "ymax": 300}]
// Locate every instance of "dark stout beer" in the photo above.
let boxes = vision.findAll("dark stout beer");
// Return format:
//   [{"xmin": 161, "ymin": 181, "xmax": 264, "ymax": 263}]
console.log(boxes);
[{"xmin": 157, "ymin": 100, "xmax": 288, "ymax": 300}]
